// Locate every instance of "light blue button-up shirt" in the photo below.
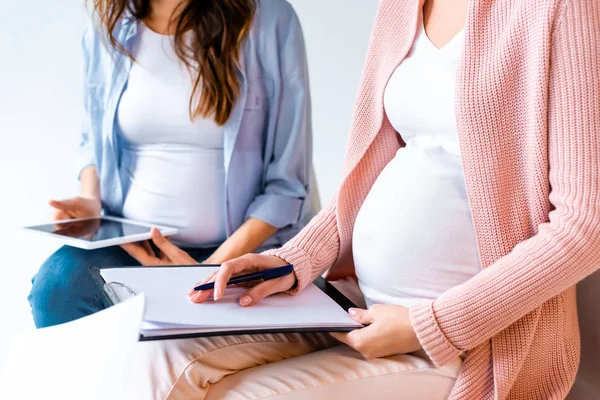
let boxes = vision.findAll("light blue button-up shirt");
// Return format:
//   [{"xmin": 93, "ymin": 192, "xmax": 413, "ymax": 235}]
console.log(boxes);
[{"xmin": 78, "ymin": 0, "xmax": 312, "ymax": 247}]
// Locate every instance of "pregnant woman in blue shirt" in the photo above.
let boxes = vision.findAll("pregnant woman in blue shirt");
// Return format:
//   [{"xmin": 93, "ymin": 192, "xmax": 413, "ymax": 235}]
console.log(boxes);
[{"xmin": 28, "ymin": 0, "xmax": 312, "ymax": 328}]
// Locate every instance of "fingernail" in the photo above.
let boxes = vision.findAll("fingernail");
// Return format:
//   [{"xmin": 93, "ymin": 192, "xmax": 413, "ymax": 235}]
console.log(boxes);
[
  {"xmin": 214, "ymin": 288, "xmax": 221, "ymax": 300},
  {"xmin": 240, "ymin": 295, "xmax": 252, "ymax": 306},
  {"xmin": 189, "ymin": 292, "xmax": 201, "ymax": 303},
  {"xmin": 348, "ymin": 308, "xmax": 358, "ymax": 316}
]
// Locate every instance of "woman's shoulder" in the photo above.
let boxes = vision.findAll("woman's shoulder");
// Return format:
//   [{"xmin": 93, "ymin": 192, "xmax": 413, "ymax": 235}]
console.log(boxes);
[
  {"xmin": 256, "ymin": 0, "xmax": 296, "ymax": 16},
  {"xmin": 236, "ymin": 0, "xmax": 308, "ymax": 81},
  {"xmin": 81, "ymin": 15, "xmax": 133, "ymax": 57},
  {"xmin": 82, "ymin": 19, "xmax": 101, "ymax": 52},
  {"xmin": 249, "ymin": 0, "xmax": 304, "ymax": 55},
  {"xmin": 254, "ymin": 0, "xmax": 301, "ymax": 31},
  {"xmin": 81, "ymin": 16, "xmax": 134, "ymax": 85}
]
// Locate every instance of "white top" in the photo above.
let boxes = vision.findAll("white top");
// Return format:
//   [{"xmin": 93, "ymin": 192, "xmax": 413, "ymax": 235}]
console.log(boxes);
[
  {"xmin": 117, "ymin": 23, "xmax": 227, "ymax": 247},
  {"xmin": 352, "ymin": 25, "xmax": 482, "ymax": 308}
]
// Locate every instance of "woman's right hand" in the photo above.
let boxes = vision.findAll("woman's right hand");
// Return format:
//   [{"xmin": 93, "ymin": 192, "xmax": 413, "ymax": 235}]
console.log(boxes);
[
  {"xmin": 49, "ymin": 197, "xmax": 102, "ymax": 221},
  {"xmin": 189, "ymin": 254, "xmax": 297, "ymax": 307}
]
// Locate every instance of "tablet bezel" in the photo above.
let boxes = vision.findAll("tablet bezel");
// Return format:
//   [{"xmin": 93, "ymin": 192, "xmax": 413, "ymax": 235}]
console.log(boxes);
[{"xmin": 23, "ymin": 216, "xmax": 178, "ymax": 250}]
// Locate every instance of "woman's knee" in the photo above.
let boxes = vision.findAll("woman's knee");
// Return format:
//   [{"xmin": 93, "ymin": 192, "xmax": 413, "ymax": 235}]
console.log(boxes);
[{"xmin": 28, "ymin": 246, "xmax": 111, "ymax": 328}]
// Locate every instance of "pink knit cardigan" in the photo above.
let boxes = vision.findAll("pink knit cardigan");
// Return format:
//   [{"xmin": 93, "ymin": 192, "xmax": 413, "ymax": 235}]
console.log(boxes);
[{"xmin": 267, "ymin": 0, "xmax": 600, "ymax": 398}]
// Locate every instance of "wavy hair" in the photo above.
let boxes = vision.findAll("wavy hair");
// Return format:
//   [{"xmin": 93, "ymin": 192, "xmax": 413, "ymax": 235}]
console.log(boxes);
[{"xmin": 93, "ymin": 0, "xmax": 256, "ymax": 125}]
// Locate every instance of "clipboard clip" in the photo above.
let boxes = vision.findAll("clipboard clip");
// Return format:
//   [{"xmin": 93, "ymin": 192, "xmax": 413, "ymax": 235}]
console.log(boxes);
[{"xmin": 104, "ymin": 281, "xmax": 137, "ymax": 304}]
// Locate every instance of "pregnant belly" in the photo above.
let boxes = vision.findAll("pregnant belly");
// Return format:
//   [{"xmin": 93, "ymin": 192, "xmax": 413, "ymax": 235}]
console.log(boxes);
[
  {"xmin": 352, "ymin": 146, "xmax": 481, "ymax": 308},
  {"xmin": 121, "ymin": 147, "xmax": 227, "ymax": 248}
]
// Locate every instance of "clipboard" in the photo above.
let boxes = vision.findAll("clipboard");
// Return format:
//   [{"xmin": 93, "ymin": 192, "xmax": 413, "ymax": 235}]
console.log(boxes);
[{"xmin": 90, "ymin": 265, "xmax": 359, "ymax": 341}]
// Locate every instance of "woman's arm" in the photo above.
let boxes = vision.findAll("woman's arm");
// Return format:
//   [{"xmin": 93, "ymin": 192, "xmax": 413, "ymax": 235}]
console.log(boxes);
[
  {"xmin": 264, "ymin": 197, "xmax": 341, "ymax": 292},
  {"xmin": 80, "ymin": 166, "xmax": 100, "ymax": 200},
  {"xmin": 213, "ymin": 4, "xmax": 313, "ymax": 261},
  {"xmin": 242, "ymin": 3, "xmax": 312, "ymax": 231},
  {"xmin": 409, "ymin": 0, "xmax": 600, "ymax": 366},
  {"xmin": 49, "ymin": 166, "xmax": 102, "ymax": 220},
  {"xmin": 192, "ymin": 197, "xmax": 342, "ymax": 305},
  {"xmin": 204, "ymin": 218, "xmax": 277, "ymax": 264}
]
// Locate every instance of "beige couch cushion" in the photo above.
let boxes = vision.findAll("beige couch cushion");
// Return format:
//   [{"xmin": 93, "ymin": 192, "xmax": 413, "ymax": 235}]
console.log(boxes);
[{"xmin": 568, "ymin": 270, "xmax": 600, "ymax": 399}]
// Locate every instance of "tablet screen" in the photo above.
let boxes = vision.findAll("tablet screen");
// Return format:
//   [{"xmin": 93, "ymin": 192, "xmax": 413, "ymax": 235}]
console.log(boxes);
[{"xmin": 28, "ymin": 218, "xmax": 150, "ymax": 242}]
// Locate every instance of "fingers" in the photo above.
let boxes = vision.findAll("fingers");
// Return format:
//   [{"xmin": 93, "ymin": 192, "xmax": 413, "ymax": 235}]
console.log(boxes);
[
  {"xmin": 330, "ymin": 309, "xmax": 372, "ymax": 347},
  {"xmin": 329, "ymin": 331, "xmax": 349, "ymax": 343},
  {"xmin": 330, "ymin": 325, "xmax": 379, "ymax": 359},
  {"xmin": 188, "ymin": 268, "xmax": 256, "ymax": 303},
  {"xmin": 330, "ymin": 329, "xmax": 365, "ymax": 348},
  {"xmin": 49, "ymin": 199, "xmax": 75, "ymax": 212},
  {"xmin": 50, "ymin": 200, "xmax": 75, "ymax": 222},
  {"xmin": 348, "ymin": 308, "xmax": 374, "ymax": 325},
  {"xmin": 212, "ymin": 263, "xmax": 235, "ymax": 301},
  {"xmin": 330, "ymin": 306, "xmax": 381, "ymax": 358},
  {"xmin": 189, "ymin": 254, "xmax": 291, "ymax": 304},
  {"xmin": 121, "ymin": 242, "xmax": 162, "ymax": 266},
  {"xmin": 140, "ymin": 241, "xmax": 155, "ymax": 257},
  {"xmin": 211, "ymin": 254, "xmax": 265, "ymax": 300},
  {"xmin": 52, "ymin": 209, "xmax": 72, "ymax": 222},
  {"xmin": 238, "ymin": 273, "xmax": 296, "ymax": 307},
  {"xmin": 151, "ymin": 228, "xmax": 196, "ymax": 265},
  {"xmin": 188, "ymin": 271, "xmax": 218, "ymax": 301},
  {"xmin": 197, "ymin": 271, "xmax": 218, "ymax": 287},
  {"xmin": 189, "ymin": 288, "xmax": 214, "ymax": 303},
  {"xmin": 49, "ymin": 197, "xmax": 101, "ymax": 219},
  {"xmin": 234, "ymin": 281, "xmax": 259, "ymax": 288}
]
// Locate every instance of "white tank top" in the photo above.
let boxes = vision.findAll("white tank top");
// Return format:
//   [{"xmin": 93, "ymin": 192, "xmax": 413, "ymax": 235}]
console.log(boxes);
[
  {"xmin": 117, "ymin": 23, "xmax": 227, "ymax": 247},
  {"xmin": 352, "ymin": 24, "xmax": 481, "ymax": 308}
]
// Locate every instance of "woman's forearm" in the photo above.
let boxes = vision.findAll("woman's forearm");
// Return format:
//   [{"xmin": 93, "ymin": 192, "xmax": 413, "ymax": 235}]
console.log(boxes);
[
  {"xmin": 265, "ymin": 197, "xmax": 341, "ymax": 293},
  {"xmin": 80, "ymin": 165, "xmax": 100, "ymax": 200},
  {"xmin": 206, "ymin": 218, "xmax": 278, "ymax": 264}
]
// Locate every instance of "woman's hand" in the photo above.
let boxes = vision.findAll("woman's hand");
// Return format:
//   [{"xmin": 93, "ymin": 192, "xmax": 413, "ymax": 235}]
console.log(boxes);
[
  {"xmin": 188, "ymin": 253, "xmax": 296, "ymax": 307},
  {"xmin": 330, "ymin": 304, "xmax": 422, "ymax": 359},
  {"xmin": 49, "ymin": 197, "xmax": 102, "ymax": 221},
  {"xmin": 121, "ymin": 228, "xmax": 198, "ymax": 266}
]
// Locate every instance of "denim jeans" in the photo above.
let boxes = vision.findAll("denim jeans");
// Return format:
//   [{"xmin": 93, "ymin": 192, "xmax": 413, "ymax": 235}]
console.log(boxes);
[{"xmin": 28, "ymin": 245, "xmax": 216, "ymax": 328}]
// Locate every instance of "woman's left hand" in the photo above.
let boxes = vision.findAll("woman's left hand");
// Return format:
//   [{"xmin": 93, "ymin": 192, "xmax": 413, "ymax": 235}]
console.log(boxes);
[
  {"xmin": 330, "ymin": 304, "xmax": 422, "ymax": 359},
  {"xmin": 121, "ymin": 228, "xmax": 198, "ymax": 266}
]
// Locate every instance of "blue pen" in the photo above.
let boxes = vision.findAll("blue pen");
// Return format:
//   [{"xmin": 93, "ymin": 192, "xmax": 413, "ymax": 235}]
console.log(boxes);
[{"xmin": 193, "ymin": 264, "xmax": 294, "ymax": 291}]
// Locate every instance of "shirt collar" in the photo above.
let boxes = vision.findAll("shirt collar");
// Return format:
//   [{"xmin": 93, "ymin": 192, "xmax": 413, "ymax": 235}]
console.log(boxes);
[{"xmin": 120, "ymin": 10, "xmax": 139, "ymax": 44}]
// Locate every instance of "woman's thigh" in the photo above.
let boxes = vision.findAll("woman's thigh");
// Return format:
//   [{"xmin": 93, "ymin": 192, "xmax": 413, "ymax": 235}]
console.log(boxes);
[
  {"xmin": 129, "ymin": 333, "xmax": 338, "ymax": 400},
  {"xmin": 28, "ymin": 245, "xmax": 139, "ymax": 328},
  {"xmin": 208, "ymin": 346, "xmax": 461, "ymax": 400}
]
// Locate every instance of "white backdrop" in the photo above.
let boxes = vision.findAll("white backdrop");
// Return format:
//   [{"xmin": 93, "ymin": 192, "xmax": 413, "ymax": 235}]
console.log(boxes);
[{"xmin": 0, "ymin": 0, "xmax": 378, "ymax": 369}]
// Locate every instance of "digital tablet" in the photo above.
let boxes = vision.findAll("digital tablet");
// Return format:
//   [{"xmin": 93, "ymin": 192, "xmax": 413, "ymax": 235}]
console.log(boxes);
[{"xmin": 24, "ymin": 216, "xmax": 178, "ymax": 250}]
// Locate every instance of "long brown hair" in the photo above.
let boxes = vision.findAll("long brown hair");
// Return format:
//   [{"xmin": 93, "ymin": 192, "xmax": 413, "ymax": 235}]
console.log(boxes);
[{"xmin": 93, "ymin": 0, "xmax": 256, "ymax": 125}]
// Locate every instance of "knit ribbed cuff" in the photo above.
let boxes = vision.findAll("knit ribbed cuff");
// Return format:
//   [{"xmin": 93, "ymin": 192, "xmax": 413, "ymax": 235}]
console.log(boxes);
[
  {"xmin": 263, "ymin": 246, "xmax": 313, "ymax": 294},
  {"xmin": 409, "ymin": 302, "xmax": 462, "ymax": 367}
]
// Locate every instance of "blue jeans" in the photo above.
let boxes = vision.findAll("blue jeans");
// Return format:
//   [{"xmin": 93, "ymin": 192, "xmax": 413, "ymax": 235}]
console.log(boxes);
[{"xmin": 28, "ymin": 245, "xmax": 216, "ymax": 328}]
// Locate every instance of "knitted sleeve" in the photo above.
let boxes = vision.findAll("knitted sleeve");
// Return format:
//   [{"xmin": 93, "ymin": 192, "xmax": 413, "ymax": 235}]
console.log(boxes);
[{"xmin": 264, "ymin": 197, "xmax": 341, "ymax": 292}]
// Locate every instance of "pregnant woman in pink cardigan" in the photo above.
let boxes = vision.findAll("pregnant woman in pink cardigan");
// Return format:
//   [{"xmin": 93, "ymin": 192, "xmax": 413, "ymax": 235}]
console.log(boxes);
[{"xmin": 128, "ymin": 0, "xmax": 599, "ymax": 398}]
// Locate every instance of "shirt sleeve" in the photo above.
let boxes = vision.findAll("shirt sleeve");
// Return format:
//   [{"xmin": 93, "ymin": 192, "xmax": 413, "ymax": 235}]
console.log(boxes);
[
  {"xmin": 245, "ymin": 3, "xmax": 312, "ymax": 229},
  {"xmin": 76, "ymin": 23, "xmax": 96, "ymax": 179}
]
